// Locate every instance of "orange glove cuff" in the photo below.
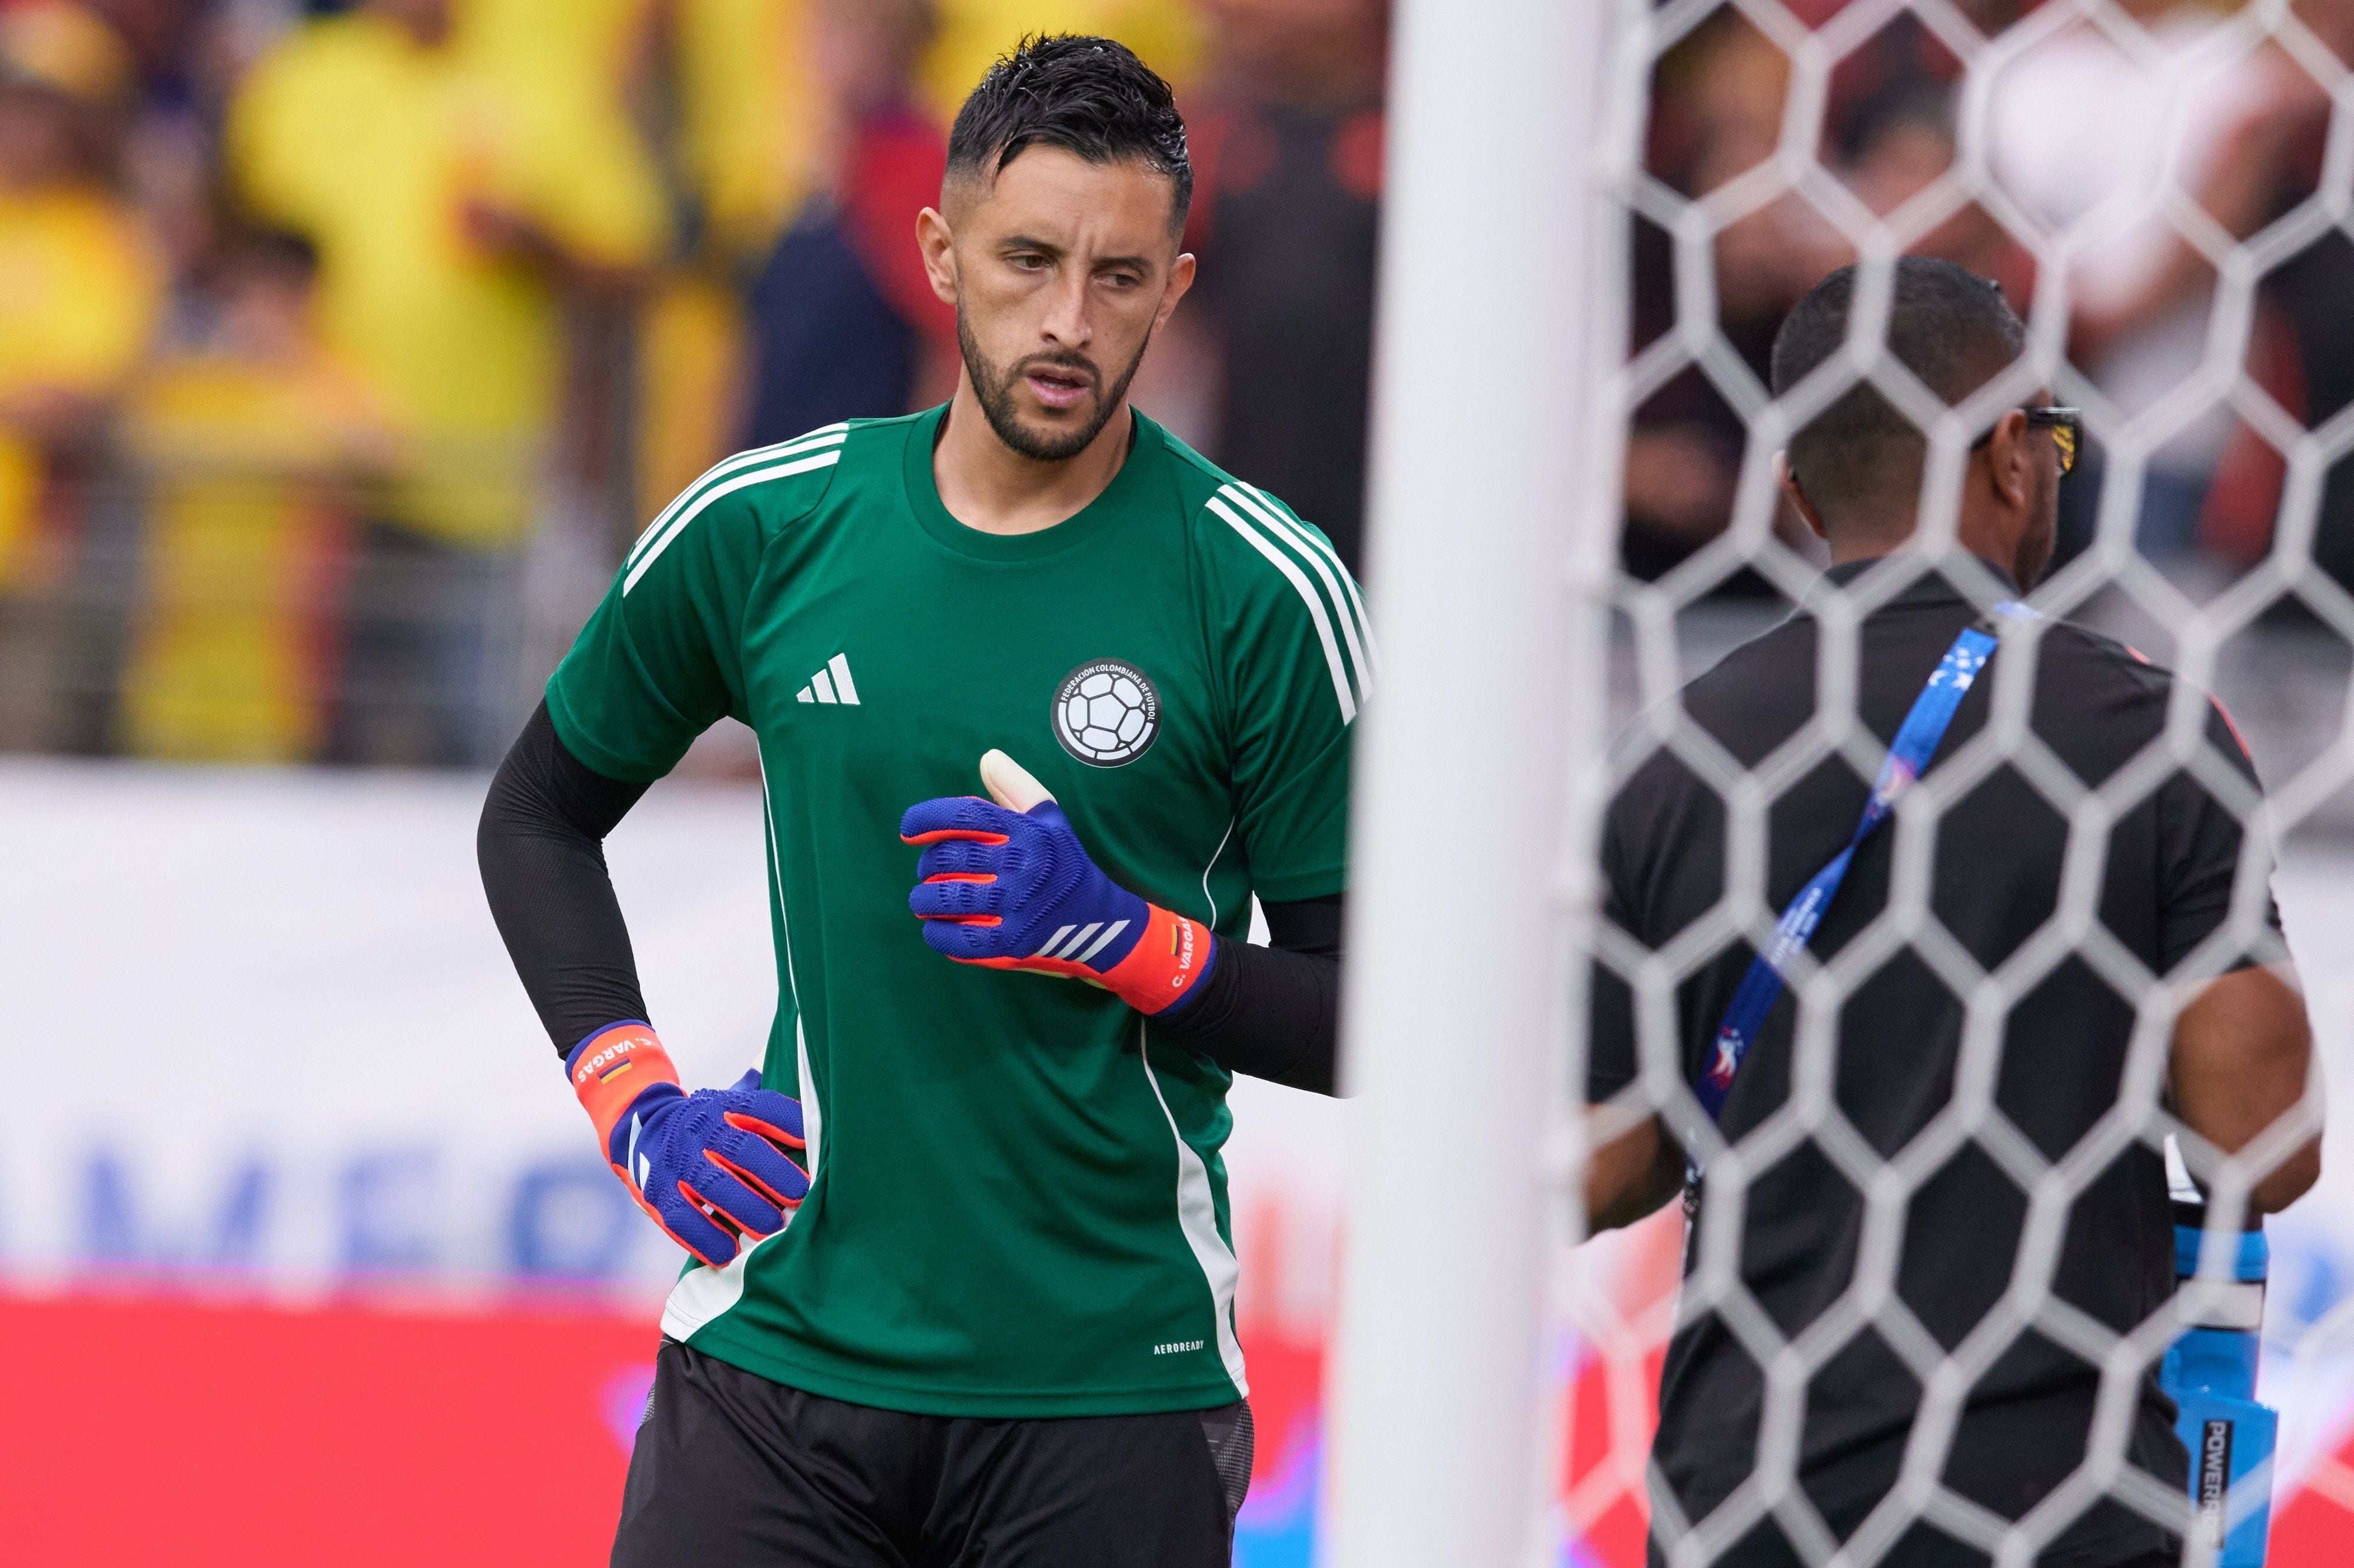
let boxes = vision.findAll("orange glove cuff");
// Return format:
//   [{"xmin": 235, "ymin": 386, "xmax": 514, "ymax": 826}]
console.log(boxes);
[
  {"xmin": 1098, "ymin": 903, "xmax": 1213, "ymax": 1016},
  {"xmin": 568, "ymin": 1023, "xmax": 680, "ymax": 1151}
]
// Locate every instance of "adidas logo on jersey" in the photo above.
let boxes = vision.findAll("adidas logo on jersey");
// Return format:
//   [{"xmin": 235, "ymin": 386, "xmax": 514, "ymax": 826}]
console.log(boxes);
[{"xmin": 796, "ymin": 654, "xmax": 861, "ymax": 706}]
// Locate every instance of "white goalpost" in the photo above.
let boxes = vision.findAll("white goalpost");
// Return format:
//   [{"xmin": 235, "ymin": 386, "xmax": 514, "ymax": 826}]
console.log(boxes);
[{"xmin": 1329, "ymin": 1, "xmax": 1632, "ymax": 1563}]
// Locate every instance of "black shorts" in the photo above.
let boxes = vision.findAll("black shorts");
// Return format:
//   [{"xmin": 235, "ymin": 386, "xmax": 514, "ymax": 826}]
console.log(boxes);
[{"xmin": 613, "ymin": 1338, "xmax": 1254, "ymax": 1567}]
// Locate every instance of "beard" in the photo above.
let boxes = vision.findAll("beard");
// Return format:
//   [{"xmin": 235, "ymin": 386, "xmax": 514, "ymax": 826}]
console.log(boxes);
[{"xmin": 956, "ymin": 303, "xmax": 1151, "ymax": 462}]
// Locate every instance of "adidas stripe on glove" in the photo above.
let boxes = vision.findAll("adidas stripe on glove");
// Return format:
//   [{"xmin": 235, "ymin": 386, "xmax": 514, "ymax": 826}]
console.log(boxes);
[
  {"xmin": 900, "ymin": 750, "xmax": 1214, "ymax": 1016},
  {"xmin": 566, "ymin": 1022, "xmax": 809, "ymax": 1269}
]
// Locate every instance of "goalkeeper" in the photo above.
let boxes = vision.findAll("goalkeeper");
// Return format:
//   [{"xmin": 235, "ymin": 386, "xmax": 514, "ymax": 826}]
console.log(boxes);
[
  {"xmin": 1582, "ymin": 259, "xmax": 2319, "ymax": 1567},
  {"xmin": 477, "ymin": 35, "xmax": 1363, "ymax": 1568}
]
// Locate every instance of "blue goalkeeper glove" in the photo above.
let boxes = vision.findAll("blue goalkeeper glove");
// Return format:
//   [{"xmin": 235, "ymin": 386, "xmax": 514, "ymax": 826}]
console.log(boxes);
[
  {"xmin": 566, "ymin": 1022, "xmax": 809, "ymax": 1268},
  {"xmin": 899, "ymin": 750, "xmax": 1215, "ymax": 1016}
]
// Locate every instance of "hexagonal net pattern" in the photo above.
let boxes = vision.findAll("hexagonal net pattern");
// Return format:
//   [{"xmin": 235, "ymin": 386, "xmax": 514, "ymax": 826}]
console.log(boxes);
[{"xmin": 1556, "ymin": 4, "xmax": 2348, "ymax": 1565}]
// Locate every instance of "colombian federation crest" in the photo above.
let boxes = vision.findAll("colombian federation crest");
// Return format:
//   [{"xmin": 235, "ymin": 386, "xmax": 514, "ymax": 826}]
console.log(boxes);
[{"xmin": 1052, "ymin": 659, "xmax": 1160, "ymax": 767}]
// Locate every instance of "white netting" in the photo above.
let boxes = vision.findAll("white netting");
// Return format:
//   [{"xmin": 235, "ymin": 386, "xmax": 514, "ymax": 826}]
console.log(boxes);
[{"xmin": 1561, "ymin": 3, "xmax": 2349, "ymax": 1564}]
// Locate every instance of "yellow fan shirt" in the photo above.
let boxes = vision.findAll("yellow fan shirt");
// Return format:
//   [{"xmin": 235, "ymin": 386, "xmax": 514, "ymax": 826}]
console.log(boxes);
[
  {"xmin": 117, "ymin": 349, "xmax": 388, "ymax": 763},
  {"xmin": 227, "ymin": 10, "xmax": 667, "ymax": 550},
  {"xmin": 0, "ymin": 187, "xmax": 162, "ymax": 586}
]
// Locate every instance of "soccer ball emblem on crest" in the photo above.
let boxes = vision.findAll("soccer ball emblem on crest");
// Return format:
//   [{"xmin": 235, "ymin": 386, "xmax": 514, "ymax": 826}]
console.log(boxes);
[{"xmin": 1052, "ymin": 658, "xmax": 1161, "ymax": 767}]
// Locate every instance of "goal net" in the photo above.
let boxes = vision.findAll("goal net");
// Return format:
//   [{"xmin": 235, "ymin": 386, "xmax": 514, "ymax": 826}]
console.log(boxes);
[{"xmin": 1331, "ymin": 2, "xmax": 2349, "ymax": 1565}]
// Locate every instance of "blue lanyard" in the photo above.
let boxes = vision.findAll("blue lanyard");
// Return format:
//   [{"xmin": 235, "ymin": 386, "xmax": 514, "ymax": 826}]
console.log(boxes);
[{"xmin": 1693, "ymin": 607, "xmax": 2021, "ymax": 1130}]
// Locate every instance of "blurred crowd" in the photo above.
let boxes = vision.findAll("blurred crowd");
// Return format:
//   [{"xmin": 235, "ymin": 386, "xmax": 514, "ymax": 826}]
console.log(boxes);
[
  {"xmin": 0, "ymin": 0, "xmax": 1386, "ymax": 767},
  {"xmin": 1632, "ymin": 0, "xmax": 2354, "ymax": 601},
  {"xmin": 2, "ymin": 0, "xmax": 2349, "ymax": 771}
]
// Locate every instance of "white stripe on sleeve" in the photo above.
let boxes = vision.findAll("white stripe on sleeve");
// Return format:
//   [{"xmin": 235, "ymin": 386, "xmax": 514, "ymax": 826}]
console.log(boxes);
[
  {"xmin": 1239, "ymin": 482, "xmax": 1379, "ymax": 676},
  {"xmin": 1206, "ymin": 496, "xmax": 1358, "ymax": 724},
  {"xmin": 1221, "ymin": 484, "xmax": 1372, "ymax": 701},
  {"xmin": 627, "ymin": 425, "xmax": 846, "ymax": 569},
  {"xmin": 624, "ymin": 449, "xmax": 842, "ymax": 595},
  {"xmin": 1238, "ymin": 482, "xmax": 1379, "ymax": 677}
]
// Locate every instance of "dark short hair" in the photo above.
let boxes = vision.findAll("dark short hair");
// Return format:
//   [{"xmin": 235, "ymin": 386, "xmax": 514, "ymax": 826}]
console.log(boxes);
[
  {"xmin": 946, "ymin": 34, "xmax": 1192, "ymax": 233},
  {"xmin": 1770, "ymin": 257, "xmax": 2027, "ymax": 521}
]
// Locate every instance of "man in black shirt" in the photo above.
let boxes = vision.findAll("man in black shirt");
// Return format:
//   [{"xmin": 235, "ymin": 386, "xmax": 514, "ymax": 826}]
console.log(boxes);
[{"xmin": 1584, "ymin": 259, "xmax": 2321, "ymax": 1567}]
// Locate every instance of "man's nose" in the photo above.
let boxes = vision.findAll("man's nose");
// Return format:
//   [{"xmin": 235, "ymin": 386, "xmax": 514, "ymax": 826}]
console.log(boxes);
[{"xmin": 1039, "ymin": 268, "xmax": 1092, "ymax": 349}]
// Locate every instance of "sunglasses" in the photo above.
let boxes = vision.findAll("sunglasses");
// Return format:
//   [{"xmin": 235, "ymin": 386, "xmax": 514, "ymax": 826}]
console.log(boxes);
[{"xmin": 1972, "ymin": 405, "xmax": 2082, "ymax": 477}]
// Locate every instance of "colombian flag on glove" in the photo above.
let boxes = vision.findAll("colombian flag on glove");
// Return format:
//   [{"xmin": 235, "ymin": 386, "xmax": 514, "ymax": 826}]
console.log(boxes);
[
  {"xmin": 567, "ymin": 1023, "xmax": 809, "ymax": 1268},
  {"xmin": 900, "ymin": 750, "xmax": 1214, "ymax": 1016}
]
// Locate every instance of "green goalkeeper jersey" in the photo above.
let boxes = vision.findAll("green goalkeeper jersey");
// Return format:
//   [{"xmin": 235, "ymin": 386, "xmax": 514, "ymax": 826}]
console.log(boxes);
[{"xmin": 547, "ymin": 405, "xmax": 1368, "ymax": 1417}]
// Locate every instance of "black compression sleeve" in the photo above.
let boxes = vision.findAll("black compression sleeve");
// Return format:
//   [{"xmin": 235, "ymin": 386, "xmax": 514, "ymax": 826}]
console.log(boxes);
[
  {"xmin": 1152, "ymin": 895, "xmax": 1343, "ymax": 1096},
  {"xmin": 478, "ymin": 702, "xmax": 655, "ymax": 1057}
]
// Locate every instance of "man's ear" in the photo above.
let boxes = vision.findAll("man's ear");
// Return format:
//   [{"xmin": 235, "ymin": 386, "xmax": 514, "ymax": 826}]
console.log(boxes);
[
  {"xmin": 1154, "ymin": 251, "xmax": 1196, "ymax": 334},
  {"xmin": 1777, "ymin": 451, "xmax": 1828, "ymax": 542},
  {"xmin": 1986, "ymin": 408, "xmax": 2031, "ymax": 510},
  {"xmin": 917, "ymin": 207, "xmax": 957, "ymax": 308}
]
